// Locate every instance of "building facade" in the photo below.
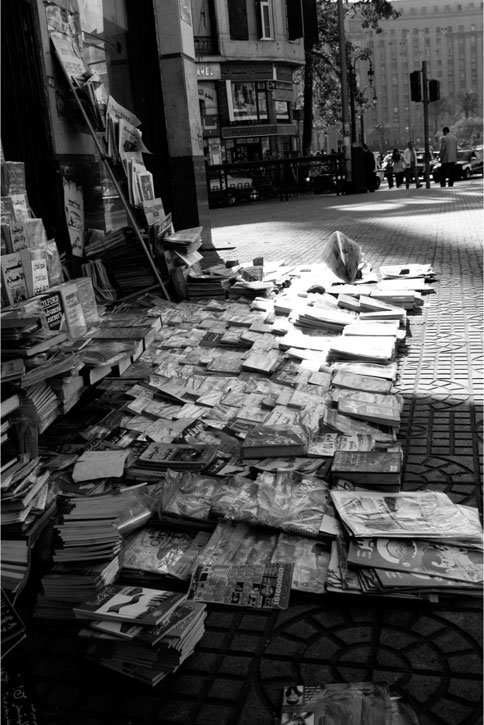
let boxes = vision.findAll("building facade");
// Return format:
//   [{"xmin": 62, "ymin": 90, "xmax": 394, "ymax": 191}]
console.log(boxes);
[
  {"xmin": 346, "ymin": 0, "xmax": 483, "ymax": 151},
  {"xmin": 192, "ymin": 0, "xmax": 313, "ymax": 164}
]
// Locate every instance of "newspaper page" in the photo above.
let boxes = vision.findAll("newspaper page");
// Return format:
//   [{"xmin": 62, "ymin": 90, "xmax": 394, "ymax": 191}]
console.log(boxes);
[{"xmin": 186, "ymin": 562, "xmax": 293, "ymax": 609}]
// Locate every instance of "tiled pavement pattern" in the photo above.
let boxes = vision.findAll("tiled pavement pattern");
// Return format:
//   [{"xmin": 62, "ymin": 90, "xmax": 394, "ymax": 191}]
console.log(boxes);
[{"xmin": 14, "ymin": 181, "xmax": 483, "ymax": 724}]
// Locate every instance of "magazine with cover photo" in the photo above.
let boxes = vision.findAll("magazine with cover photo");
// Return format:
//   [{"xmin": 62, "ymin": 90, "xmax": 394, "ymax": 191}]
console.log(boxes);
[{"xmin": 186, "ymin": 562, "xmax": 293, "ymax": 609}]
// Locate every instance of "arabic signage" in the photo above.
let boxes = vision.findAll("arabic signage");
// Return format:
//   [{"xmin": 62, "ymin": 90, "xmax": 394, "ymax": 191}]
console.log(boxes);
[
  {"xmin": 222, "ymin": 124, "xmax": 297, "ymax": 139},
  {"xmin": 267, "ymin": 80, "xmax": 293, "ymax": 102}
]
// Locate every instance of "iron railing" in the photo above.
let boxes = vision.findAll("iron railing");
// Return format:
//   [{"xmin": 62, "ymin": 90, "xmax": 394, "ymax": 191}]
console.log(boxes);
[{"xmin": 206, "ymin": 154, "xmax": 345, "ymax": 207}]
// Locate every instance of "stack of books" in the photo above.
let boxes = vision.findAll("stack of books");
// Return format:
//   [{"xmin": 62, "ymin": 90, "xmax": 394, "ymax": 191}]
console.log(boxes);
[
  {"xmin": 74, "ymin": 585, "xmax": 205, "ymax": 686},
  {"xmin": 326, "ymin": 490, "xmax": 483, "ymax": 598},
  {"xmin": 126, "ymin": 442, "xmax": 219, "ymax": 480},
  {"xmin": 1, "ymin": 457, "xmax": 57, "ymax": 597},
  {"xmin": 35, "ymin": 556, "xmax": 122, "ymax": 620}
]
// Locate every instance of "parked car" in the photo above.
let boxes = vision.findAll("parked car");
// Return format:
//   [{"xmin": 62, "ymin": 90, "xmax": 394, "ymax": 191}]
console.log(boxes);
[
  {"xmin": 208, "ymin": 172, "xmax": 260, "ymax": 207},
  {"xmin": 432, "ymin": 147, "xmax": 484, "ymax": 183},
  {"xmin": 415, "ymin": 149, "xmax": 437, "ymax": 177}
]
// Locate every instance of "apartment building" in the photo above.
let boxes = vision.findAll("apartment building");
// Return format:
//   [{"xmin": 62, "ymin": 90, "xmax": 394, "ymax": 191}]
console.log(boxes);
[
  {"xmin": 192, "ymin": 0, "xmax": 317, "ymax": 164},
  {"xmin": 346, "ymin": 0, "xmax": 483, "ymax": 149}
]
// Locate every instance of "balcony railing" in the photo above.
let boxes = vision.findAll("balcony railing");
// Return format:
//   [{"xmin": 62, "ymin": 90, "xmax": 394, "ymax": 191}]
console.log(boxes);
[{"xmin": 194, "ymin": 36, "xmax": 219, "ymax": 57}]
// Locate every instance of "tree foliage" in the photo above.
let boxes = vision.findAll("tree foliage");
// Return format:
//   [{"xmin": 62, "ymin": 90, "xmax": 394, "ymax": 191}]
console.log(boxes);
[
  {"xmin": 451, "ymin": 116, "xmax": 483, "ymax": 146},
  {"xmin": 456, "ymin": 91, "xmax": 481, "ymax": 119},
  {"xmin": 302, "ymin": 0, "xmax": 399, "ymax": 155}
]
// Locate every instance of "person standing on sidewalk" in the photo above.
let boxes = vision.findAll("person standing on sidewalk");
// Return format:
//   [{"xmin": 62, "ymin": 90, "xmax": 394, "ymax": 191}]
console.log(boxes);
[
  {"xmin": 439, "ymin": 126, "xmax": 458, "ymax": 187},
  {"xmin": 362, "ymin": 144, "xmax": 377, "ymax": 192},
  {"xmin": 403, "ymin": 141, "xmax": 422, "ymax": 188}
]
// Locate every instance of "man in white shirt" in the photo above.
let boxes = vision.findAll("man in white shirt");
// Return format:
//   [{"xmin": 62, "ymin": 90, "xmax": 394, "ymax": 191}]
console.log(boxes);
[
  {"xmin": 403, "ymin": 141, "xmax": 422, "ymax": 189},
  {"xmin": 439, "ymin": 126, "xmax": 458, "ymax": 187}
]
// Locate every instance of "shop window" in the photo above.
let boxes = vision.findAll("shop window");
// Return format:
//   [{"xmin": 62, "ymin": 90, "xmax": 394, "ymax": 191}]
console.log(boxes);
[
  {"xmin": 229, "ymin": 81, "xmax": 268, "ymax": 122},
  {"xmin": 275, "ymin": 101, "xmax": 289, "ymax": 121}
]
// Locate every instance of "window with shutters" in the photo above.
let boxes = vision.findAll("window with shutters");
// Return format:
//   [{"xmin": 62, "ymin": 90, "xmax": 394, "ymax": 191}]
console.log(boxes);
[{"xmin": 228, "ymin": 0, "xmax": 249, "ymax": 40}]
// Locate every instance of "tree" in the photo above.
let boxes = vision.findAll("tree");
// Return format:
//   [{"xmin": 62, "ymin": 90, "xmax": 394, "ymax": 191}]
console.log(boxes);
[
  {"xmin": 456, "ymin": 91, "xmax": 481, "ymax": 119},
  {"xmin": 429, "ymin": 96, "xmax": 454, "ymax": 141},
  {"xmin": 451, "ymin": 117, "xmax": 483, "ymax": 146},
  {"xmin": 301, "ymin": 0, "xmax": 399, "ymax": 155},
  {"xmin": 367, "ymin": 122, "xmax": 394, "ymax": 153}
]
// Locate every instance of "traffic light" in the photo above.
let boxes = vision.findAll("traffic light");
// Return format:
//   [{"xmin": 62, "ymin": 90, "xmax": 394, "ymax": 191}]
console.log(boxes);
[
  {"xmin": 429, "ymin": 79, "xmax": 441, "ymax": 102},
  {"xmin": 410, "ymin": 71, "xmax": 422, "ymax": 102}
]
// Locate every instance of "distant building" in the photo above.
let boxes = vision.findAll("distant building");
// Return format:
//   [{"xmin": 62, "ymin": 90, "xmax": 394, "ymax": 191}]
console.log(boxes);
[
  {"xmin": 346, "ymin": 0, "xmax": 483, "ymax": 150},
  {"xmin": 191, "ymin": 0, "xmax": 317, "ymax": 164}
]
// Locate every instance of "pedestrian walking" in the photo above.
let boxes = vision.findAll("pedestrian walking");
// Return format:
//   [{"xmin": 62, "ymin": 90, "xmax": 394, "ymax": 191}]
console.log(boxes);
[
  {"xmin": 439, "ymin": 126, "xmax": 458, "ymax": 187},
  {"xmin": 403, "ymin": 141, "xmax": 422, "ymax": 188},
  {"xmin": 387, "ymin": 149, "xmax": 406, "ymax": 188},
  {"xmin": 362, "ymin": 143, "xmax": 377, "ymax": 192}
]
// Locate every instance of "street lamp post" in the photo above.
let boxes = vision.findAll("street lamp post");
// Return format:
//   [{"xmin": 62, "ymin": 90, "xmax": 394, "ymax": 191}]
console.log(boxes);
[{"xmin": 349, "ymin": 53, "xmax": 377, "ymax": 145}]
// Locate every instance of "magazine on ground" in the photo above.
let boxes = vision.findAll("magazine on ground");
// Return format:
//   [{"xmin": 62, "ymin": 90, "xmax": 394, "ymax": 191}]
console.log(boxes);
[
  {"xmin": 186, "ymin": 562, "xmax": 293, "ymax": 609},
  {"xmin": 73, "ymin": 584, "xmax": 186, "ymax": 626},
  {"xmin": 347, "ymin": 537, "xmax": 483, "ymax": 584},
  {"xmin": 330, "ymin": 490, "xmax": 484, "ymax": 543}
]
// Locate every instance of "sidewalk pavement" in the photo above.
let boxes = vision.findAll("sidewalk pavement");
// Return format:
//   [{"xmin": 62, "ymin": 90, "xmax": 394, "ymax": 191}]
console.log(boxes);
[{"xmin": 15, "ymin": 180, "xmax": 484, "ymax": 725}]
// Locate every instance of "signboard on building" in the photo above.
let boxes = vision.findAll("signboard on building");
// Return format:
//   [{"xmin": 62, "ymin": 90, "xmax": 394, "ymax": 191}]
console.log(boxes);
[
  {"xmin": 267, "ymin": 80, "xmax": 293, "ymax": 102},
  {"xmin": 222, "ymin": 124, "xmax": 297, "ymax": 139},
  {"xmin": 196, "ymin": 63, "xmax": 221, "ymax": 79}
]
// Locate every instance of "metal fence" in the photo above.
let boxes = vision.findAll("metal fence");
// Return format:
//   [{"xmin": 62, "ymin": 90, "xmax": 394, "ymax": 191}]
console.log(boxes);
[{"xmin": 206, "ymin": 154, "xmax": 346, "ymax": 207}]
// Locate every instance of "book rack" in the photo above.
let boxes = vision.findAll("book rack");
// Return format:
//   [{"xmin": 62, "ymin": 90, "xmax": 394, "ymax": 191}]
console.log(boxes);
[{"xmin": 65, "ymin": 76, "xmax": 171, "ymax": 302}]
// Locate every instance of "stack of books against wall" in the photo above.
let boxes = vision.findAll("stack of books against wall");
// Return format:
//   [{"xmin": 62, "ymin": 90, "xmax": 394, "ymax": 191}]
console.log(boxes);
[{"xmin": 74, "ymin": 585, "xmax": 205, "ymax": 686}]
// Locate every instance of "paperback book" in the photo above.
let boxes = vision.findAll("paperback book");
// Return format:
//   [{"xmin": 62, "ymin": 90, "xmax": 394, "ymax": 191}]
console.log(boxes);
[{"xmin": 73, "ymin": 584, "xmax": 186, "ymax": 626}]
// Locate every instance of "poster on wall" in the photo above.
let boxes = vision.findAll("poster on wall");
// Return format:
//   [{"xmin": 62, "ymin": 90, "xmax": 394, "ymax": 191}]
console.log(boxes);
[{"xmin": 63, "ymin": 178, "xmax": 84, "ymax": 257}]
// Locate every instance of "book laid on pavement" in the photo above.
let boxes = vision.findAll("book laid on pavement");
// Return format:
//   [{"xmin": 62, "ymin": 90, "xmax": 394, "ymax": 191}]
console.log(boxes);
[
  {"xmin": 122, "ymin": 527, "xmax": 212, "ymax": 581},
  {"xmin": 88, "ymin": 600, "xmax": 206, "ymax": 648},
  {"xmin": 241, "ymin": 425, "xmax": 308, "ymax": 459},
  {"xmin": 330, "ymin": 490, "xmax": 484, "ymax": 543},
  {"xmin": 279, "ymin": 682, "xmax": 394, "ymax": 725},
  {"xmin": 347, "ymin": 537, "xmax": 483, "ymax": 584},
  {"xmin": 73, "ymin": 584, "xmax": 186, "ymax": 626},
  {"xmin": 187, "ymin": 562, "xmax": 293, "ymax": 609},
  {"xmin": 307, "ymin": 433, "xmax": 375, "ymax": 458},
  {"xmin": 331, "ymin": 369, "xmax": 393, "ymax": 394},
  {"xmin": 331, "ymin": 450, "xmax": 402, "ymax": 489},
  {"xmin": 135, "ymin": 442, "xmax": 219, "ymax": 472},
  {"xmin": 335, "ymin": 389, "xmax": 403, "ymax": 428}
]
